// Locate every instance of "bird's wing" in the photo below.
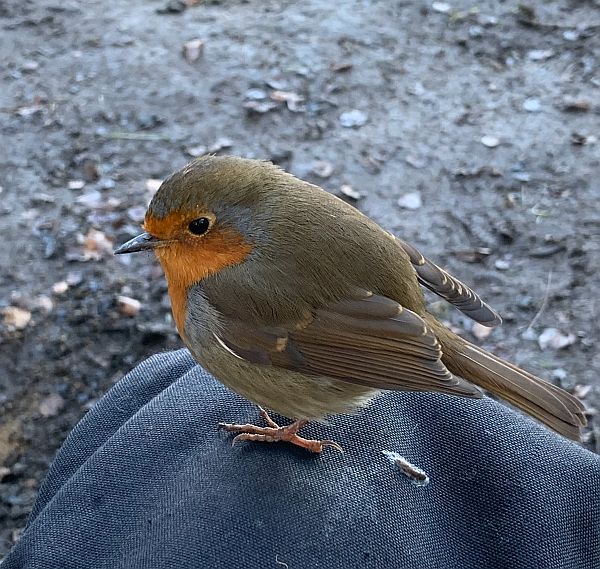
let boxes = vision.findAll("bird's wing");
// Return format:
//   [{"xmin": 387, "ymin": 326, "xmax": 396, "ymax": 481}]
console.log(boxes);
[
  {"xmin": 397, "ymin": 239, "xmax": 502, "ymax": 327},
  {"xmin": 217, "ymin": 289, "xmax": 482, "ymax": 398}
]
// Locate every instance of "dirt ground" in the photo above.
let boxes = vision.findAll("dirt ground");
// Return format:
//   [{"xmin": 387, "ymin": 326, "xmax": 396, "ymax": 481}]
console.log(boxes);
[{"xmin": 1, "ymin": 0, "xmax": 599, "ymax": 556}]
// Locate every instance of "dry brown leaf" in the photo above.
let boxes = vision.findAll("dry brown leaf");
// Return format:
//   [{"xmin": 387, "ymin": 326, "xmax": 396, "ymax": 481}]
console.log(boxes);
[
  {"xmin": 1, "ymin": 307, "xmax": 32, "ymax": 330},
  {"xmin": 82, "ymin": 228, "xmax": 114, "ymax": 261},
  {"xmin": 117, "ymin": 295, "xmax": 142, "ymax": 316}
]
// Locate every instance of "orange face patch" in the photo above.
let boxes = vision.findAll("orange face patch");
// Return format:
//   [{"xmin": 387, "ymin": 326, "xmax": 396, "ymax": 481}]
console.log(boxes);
[{"xmin": 144, "ymin": 211, "xmax": 252, "ymax": 338}]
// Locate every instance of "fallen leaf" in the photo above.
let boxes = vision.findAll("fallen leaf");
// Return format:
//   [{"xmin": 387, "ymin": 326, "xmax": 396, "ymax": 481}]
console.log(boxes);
[
  {"xmin": 329, "ymin": 61, "xmax": 353, "ymax": 72},
  {"xmin": 1, "ymin": 307, "xmax": 32, "ymax": 330},
  {"xmin": 82, "ymin": 228, "xmax": 114, "ymax": 261},
  {"xmin": 562, "ymin": 97, "xmax": 591, "ymax": 113},
  {"xmin": 117, "ymin": 295, "xmax": 142, "ymax": 316},
  {"xmin": 182, "ymin": 39, "xmax": 204, "ymax": 63},
  {"xmin": 270, "ymin": 90, "xmax": 304, "ymax": 112},
  {"xmin": 270, "ymin": 90, "xmax": 303, "ymax": 103},
  {"xmin": 397, "ymin": 192, "xmax": 422, "ymax": 210},
  {"xmin": 16, "ymin": 104, "xmax": 43, "ymax": 117}
]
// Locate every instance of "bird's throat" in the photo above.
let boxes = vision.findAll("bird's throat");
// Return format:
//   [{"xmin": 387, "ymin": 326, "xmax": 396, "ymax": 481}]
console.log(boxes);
[{"xmin": 155, "ymin": 229, "xmax": 252, "ymax": 338}]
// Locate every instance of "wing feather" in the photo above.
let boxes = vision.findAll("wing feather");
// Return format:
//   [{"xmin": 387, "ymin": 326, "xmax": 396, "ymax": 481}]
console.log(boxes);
[
  {"xmin": 398, "ymin": 239, "xmax": 502, "ymax": 327},
  {"xmin": 218, "ymin": 289, "xmax": 482, "ymax": 398}
]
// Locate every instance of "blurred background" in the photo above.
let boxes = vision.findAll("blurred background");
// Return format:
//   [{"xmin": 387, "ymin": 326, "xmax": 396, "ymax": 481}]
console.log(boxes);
[{"xmin": 1, "ymin": 0, "xmax": 599, "ymax": 556}]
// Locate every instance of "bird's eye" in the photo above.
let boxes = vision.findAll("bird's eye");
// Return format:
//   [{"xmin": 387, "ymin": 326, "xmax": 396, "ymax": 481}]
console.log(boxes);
[{"xmin": 188, "ymin": 217, "xmax": 211, "ymax": 235}]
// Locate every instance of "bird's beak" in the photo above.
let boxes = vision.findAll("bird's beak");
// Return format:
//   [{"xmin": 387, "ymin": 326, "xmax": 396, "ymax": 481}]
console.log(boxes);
[{"xmin": 114, "ymin": 232, "xmax": 163, "ymax": 255}]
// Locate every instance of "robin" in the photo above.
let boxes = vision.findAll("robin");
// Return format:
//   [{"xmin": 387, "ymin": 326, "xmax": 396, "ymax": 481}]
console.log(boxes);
[{"xmin": 115, "ymin": 156, "xmax": 586, "ymax": 452}]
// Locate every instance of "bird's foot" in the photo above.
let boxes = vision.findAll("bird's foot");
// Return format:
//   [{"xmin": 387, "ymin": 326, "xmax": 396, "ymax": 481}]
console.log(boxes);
[{"xmin": 218, "ymin": 407, "xmax": 343, "ymax": 454}]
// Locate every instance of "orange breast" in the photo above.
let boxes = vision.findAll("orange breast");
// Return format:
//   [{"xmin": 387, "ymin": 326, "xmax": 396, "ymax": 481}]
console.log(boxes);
[{"xmin": 152, "ymin": 226, "xmax": 252, "ymax": 339}]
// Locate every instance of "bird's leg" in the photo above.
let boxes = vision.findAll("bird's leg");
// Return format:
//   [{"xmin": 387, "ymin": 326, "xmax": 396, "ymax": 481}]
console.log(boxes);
[{"xmin": 218, "ymin": 407, "xmax": 343, "ymax": 454}]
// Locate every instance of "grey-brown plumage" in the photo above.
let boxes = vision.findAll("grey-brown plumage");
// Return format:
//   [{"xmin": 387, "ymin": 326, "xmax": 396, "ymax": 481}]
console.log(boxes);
[{"xmin": 139, "ymin": 155, "xmax": 587, "ymax": 441}]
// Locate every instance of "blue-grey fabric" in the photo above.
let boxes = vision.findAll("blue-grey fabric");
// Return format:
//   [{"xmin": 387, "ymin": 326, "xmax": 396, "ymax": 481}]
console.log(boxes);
[{"xmin": 4, "ymin": 349, "xmax": 600, "ymax": 568}]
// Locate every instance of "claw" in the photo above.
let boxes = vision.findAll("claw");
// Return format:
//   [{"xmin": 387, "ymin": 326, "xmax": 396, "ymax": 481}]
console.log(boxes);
[
  {"xmin": 320, "ymin": 439, "xmax": 344, "ymax": 453},
  {"xmin": 218, "ymin": 408, "xmax": 342, "ymax": 454}
]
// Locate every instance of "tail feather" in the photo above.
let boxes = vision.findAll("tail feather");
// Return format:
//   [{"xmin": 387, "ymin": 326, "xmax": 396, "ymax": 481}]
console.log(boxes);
[{"xmin": 429, "ymin": 318, "xmax": 587, "ymax": 441}]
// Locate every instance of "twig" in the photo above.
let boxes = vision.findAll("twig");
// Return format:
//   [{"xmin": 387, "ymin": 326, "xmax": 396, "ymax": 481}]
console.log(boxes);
[
  {"xmin": 105, "ymin": 131, "xmax": 171, "ymax": 141},
  {"xmin": 525, "ymin": 270, "xmax": 552, "ymax": 333}
]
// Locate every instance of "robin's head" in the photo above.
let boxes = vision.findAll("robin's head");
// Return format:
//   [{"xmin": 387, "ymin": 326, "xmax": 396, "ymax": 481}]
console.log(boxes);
[{"xmin": 115, "ymin": 156, "xmax": 288, "ymax": 286}]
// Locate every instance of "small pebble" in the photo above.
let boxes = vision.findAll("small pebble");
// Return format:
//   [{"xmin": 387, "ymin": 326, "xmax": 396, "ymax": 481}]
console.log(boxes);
[
  {"xmin": 340, "ymin": 184, "xmax": 362, "ymax": 200},
  {"xmin": 523, "ymin": 98, "xmax": 542, "ymax": 113},
  {"xmin": 563, "ymin": 30, "xmax": 579, "ymax": 42},
  {"xmin": 397, "ymin": 192, "xmax": 422, "ymax": 210},
  {"xmin": 481, "ymin": 135, "xmax": 500, "ymax": 148},
  {"xmin": 39, "ymin": 394, "xmax": 65, "ymax": 418},
  {"xmin": 431, "ymin": 2, "xmax": 451, "ymax": 13},
  {"xmin": 311, "ymin": 160, "xmax": 334, "ymax": 178},
  {"xmin": 182, "ymin": 39, "xmax": 204, "ymax": 63},
  {"xmin": 339, "ymin": 109, "xmax": 368, "ymax": 128},
  {"xmin": 68, "ymin": 180, "xmax": 85, "ymax": 190},
  {"xmin": 528, "ymin": 49, "xmax": 554, "ymax": 61},
  {"xmin": 52, "ymin": 281, "xmax": 69, "ymax": 295},
  {"xmin": 245, "ymin": 88, "xmax": 267, "ymax": 100}
]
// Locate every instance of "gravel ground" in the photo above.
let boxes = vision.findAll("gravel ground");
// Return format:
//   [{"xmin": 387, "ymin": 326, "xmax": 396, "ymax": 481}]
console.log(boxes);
[{"xmin": 1, "ymin": 0, "xmax": 599, "ymax": 556}]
